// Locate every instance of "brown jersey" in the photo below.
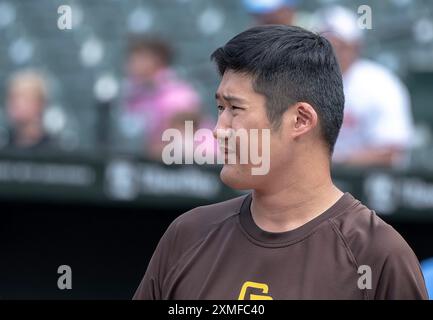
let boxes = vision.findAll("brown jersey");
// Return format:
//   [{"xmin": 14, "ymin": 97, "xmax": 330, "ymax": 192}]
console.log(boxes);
[{"xmin": 133, "ymin": 193, "xmax": 428, "ymax": 300}]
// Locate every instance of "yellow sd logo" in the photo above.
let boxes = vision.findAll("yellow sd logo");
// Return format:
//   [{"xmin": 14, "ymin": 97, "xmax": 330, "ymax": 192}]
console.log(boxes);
[{"xmin": 238, "ymin": 281, "xmax": 273, "ymax": 300}]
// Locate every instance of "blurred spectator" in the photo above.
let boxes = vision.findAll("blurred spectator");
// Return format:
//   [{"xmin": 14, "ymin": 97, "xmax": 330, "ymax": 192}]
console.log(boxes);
[
  {"xmin": 316, "ymin": 6, "xmax": 414, "ymax": 167},
  {"xmin": 3, "ymin": 70, "xmax": 53, "ymax": 150},
  {"xmin": 122, "ymin": 35, "xmax": 213, "ymax": 160},
  {"xmin": 242, "ymin": 0, "xmax": 298, "ymax": 25}
]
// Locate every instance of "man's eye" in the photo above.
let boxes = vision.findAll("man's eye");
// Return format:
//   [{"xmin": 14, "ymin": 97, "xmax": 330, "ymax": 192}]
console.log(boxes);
[
  {"xmin": 217, "ymin": 105, "xmax": 224, "ymax": 112},
  {"xmin": 232, "ymin": 106, "xmax": 242, "ymax": 110}
]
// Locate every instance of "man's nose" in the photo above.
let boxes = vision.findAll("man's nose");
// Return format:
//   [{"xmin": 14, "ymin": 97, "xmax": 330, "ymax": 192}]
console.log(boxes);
[{"xmin": 212, "ymin": 111, "xmax": 232, "ymax": 140}]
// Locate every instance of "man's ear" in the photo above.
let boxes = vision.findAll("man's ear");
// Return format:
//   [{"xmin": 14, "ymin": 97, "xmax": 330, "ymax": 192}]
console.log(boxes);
[{"xmin": 291, "ymin": 102, "xmax": 318, "ymax": 138}]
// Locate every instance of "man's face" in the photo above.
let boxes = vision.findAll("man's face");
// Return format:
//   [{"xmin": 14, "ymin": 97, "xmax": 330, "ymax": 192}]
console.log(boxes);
[
  {"xmin": 213, "ymin": 70, "xmax": 291, "ymax": 190},
  {"xmin": 326, "ymin": 35, "xmax": 359, "ymax": 74},
  {"xmin": 127, "ymin": 50, "xmax": 162, "ymax": 82},
  {"xmin": 7, "ymin": 83, "xmax": 44, "ymax": 127}
]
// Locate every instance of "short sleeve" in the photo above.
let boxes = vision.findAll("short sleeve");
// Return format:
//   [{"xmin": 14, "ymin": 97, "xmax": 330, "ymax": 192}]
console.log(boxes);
[
  {"xmin": 374, "ymin": 237, "xmax": 428, "ymax": 299},
  {"xmin": 132, "ymin": 220, "xmax": 179, "ymax": 300}
]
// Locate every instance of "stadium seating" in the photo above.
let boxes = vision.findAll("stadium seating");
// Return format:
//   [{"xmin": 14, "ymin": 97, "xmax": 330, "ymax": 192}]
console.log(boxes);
[{"xmin": 0, "ymin": 0, "xmax": 432, "ymax": 159}]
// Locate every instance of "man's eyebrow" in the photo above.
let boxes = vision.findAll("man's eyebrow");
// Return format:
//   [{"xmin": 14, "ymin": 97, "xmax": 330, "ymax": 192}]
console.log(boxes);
[{"xmin": 215, "ymin": 93, "xmax": 247, "ymax": 103}]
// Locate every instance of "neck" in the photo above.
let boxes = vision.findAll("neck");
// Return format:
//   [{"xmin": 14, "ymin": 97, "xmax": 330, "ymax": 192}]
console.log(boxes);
[
  {"xmin": 14, "ymin": 121, "xmax": 44, "ymax": 147},
  {"xmin": 251, "ymin": 155, "xmax": 343, "ymax": 233}
]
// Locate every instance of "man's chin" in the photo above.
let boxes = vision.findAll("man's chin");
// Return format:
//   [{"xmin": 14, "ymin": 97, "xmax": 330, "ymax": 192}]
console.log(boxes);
[{"xmin": 219, "ymin": 164, "xmax": 253, "ymax": 190}]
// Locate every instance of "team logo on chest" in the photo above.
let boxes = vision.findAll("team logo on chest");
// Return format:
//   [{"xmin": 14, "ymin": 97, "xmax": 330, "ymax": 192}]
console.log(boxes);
[{"xmin": 238, "ymin": 281, "xmax": 273, "ymax": 300}]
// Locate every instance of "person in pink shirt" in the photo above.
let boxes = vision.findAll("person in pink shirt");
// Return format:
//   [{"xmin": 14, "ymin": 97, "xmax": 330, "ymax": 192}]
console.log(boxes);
[{"xmin": 123, "ymin": 36, "xmax": 216, "ymax": 161}]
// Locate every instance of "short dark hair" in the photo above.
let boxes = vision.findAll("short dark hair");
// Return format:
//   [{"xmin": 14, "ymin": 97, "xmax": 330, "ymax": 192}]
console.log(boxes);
[
  {"xmin": 128, "ymin": 35, "xmax": 173, "ymax": 65},
  {"xmin": 210, "ymin": 25, "xmax": 344, "ymax": 154}
]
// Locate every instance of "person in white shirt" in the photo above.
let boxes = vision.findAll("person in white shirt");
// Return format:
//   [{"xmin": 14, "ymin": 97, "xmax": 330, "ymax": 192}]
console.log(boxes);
[
  {"xmin": 242, "ymin": 0, "xmax": 298, "ymax": 26},
  {"xmin": 316, "ymin": 6, "xmax": 414, "ymax": 167}
]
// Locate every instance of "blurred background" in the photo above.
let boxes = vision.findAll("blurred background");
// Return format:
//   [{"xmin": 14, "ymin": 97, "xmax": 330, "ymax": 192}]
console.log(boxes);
[{"xmin": 1, "ymin": 0, "xmax": 433, "ymax": 299}]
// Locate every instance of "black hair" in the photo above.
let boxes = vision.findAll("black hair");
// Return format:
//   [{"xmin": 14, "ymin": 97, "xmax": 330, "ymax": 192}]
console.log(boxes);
[{"xmin": 211, "ymin": 25, "xmax": 344, "ymax": 154}]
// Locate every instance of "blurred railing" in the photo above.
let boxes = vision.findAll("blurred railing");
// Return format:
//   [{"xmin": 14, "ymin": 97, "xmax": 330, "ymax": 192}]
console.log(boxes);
[{"xmin": 0, "ymin": 150, "xmax": 433, "ymax": 221}]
